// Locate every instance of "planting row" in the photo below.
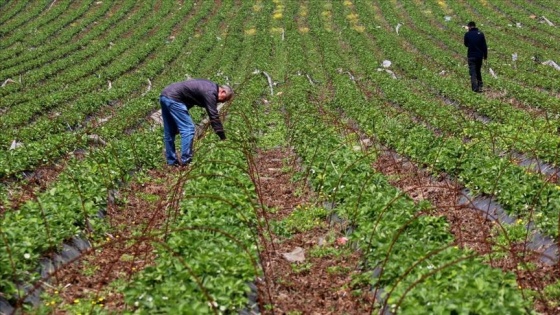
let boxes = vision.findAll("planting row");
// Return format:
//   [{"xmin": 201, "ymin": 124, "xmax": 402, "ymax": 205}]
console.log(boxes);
[
  {"xmin": 0, "ymin": 1, "xmax": 214, "ymax": 180},
  {"xmin": 1, "ymin": 1, "xmax": 261, "ymax": 313},
  {"xmin": 320, "ymin": 0, "xmax": 560, "ymax": 237}
]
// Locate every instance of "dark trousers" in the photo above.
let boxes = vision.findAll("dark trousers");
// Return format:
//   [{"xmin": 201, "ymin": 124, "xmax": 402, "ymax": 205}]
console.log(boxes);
[{"xmin": 468, "ymin": 57, "xmax": 483, "ymax": 92}]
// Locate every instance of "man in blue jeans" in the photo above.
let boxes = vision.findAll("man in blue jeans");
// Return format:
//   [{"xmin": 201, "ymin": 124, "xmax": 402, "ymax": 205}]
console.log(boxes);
[
  {"xmin": 159, "ymin": 79, "xmax": 233, "ymax": 166},
  {"xmin": 464, "ymin": 21, "xmax": 488, "ymax": 93}
]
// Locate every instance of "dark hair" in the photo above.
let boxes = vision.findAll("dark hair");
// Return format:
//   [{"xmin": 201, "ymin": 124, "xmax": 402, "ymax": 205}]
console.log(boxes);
[{"xmin": 467, "ymin": 21, "xmax": 476, "ymax": 27}]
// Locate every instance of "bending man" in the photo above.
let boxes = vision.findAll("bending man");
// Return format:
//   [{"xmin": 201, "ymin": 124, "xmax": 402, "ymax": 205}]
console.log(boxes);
[{"xmin": 159, "ymin": 79, "xmax": 233, "ymax": 166}]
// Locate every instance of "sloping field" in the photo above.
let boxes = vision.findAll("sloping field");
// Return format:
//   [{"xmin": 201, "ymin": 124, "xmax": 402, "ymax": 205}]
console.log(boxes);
[{"xmin": 1, "ymin": 1, "xmax": 560, "ymax": 314}]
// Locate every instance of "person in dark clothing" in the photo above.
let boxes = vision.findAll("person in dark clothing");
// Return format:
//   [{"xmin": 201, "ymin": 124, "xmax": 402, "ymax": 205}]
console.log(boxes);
[
  {"xmin": 464, "ymin": 21, "xmax": 488, "ymax": 92},
  {"xmin": 159, "ymin": 79, "xmax": 233, "ymax": 166}
]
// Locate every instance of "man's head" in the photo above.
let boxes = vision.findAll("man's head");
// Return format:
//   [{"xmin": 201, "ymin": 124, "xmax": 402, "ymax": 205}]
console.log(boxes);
[
  {"xmin": 467, "ymin": 21, "xmax": 476, "ymax": 29},
  {"xmin": 218, "ymin": 85, "xmax": 234, "ymax": 102}
]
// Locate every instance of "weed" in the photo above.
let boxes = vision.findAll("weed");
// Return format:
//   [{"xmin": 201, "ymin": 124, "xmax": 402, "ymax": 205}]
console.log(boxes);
[
  {"xmin": 326, "ymin": 265, "xmax": 351, "ymax": 275},
  {"xmin": 81, "ymin": 261, "xmax": 100, "ymax": 277},
  {"xmin": 286, "ymin": 205, "xmax": 328, "ymax": 233},
  {"xmin": 309, "ymin": 245, "xmax": 346, "ymax": 259},
  {"xmin": 291, "ymin": 262, "xmax": 313, "ymax": 274},
  {"xmin": 137, "ymin": 192, "xmax": 159, "ymax": 203}
]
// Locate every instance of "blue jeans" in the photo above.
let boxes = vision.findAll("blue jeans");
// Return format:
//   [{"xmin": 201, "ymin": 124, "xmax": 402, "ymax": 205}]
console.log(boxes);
[{"xmin": 160, "ymin": 95, "xmax": 195, "ymax": 165}]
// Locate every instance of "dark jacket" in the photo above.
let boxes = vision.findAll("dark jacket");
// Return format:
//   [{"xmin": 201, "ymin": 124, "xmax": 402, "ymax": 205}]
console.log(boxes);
[
  {"xmin": 464, "ymin": 28, "xmax": 488, "ymax": 60},
  {"xmin": 161, "ymin": 79, "xmax": 225, "ymax": 139}
]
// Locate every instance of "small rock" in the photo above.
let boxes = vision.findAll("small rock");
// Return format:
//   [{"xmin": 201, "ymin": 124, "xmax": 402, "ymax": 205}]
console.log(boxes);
[
  {"xmin": 9, "ymin": 140, "xmax": 23, "ymax": 150},
  {"xmin": 282, "ymin": 247, "xmax": 305, "ymax": 263},
  {"xmin": 151, "ymin": 110, "xmax": 163, "ymax": 125},
  {"xmin": 543, "ymin": 60, "xmax": 560, "ymax": 71},
  {"xmin": 360, "ymin": 138, "xmax": 372, "ymax": 147},
  {"xmin": 87, "ymin": 134, "xmax": 106, "ymax": 146}
]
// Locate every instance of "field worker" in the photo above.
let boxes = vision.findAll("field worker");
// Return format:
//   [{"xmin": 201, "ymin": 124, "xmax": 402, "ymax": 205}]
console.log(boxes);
[
  {"xmin": 159, "ymin": 79, "xmax": 233, "ymax": 166},
  {"xmin": 464, "ymin": 21, "xmax": 488, "ymax": 93}
]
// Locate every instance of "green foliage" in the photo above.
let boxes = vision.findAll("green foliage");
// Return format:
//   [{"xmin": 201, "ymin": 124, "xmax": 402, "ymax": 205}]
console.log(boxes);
[
  {"xmin": 291, "ymin": 262, "xmax": 313, "ymax": 274},
  {"xmin": 309, "ymin": 244, "xmax": 349, "ymax": 259},
  {"xmin": 273, "ymin": 205, "xmax": 328, "ymax": 237},
  {"xmin": 490, "ymin": 220, "xmax": 532, "ymax": 257},
  {"xmin": 543, "ymin": 280, "xmax": 560, "ymax": 308},
  {"xmin": 3, "ymin": 0, "xmax": 559, "ymax": 313}
]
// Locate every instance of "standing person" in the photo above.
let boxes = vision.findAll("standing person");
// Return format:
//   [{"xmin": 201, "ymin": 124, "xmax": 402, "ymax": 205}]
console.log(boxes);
[
  {"xmin": 159, "ymin": 79, "xmax": 233, "ymax": 166},
  {"xmin": 464, "ymin": 21, "xmax": 488, "ymax": 93}
]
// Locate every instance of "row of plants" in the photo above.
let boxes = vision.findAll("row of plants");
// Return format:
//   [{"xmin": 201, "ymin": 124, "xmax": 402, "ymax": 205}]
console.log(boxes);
[
  {"xmin": 507, "ymin": 0, "xmax": 560, "ymax": 19},
  {"xmin": 0, "ymin": 0, "xmax": 66, "ymax": 49},
  {"xmin": 0, "ymin": 1, "xmax": 132, "ymax": 87},
  {"xmin": 251, "ymin": 3, "xmax": 532, "ymax": 313},
  {"xmin": 281, "ymin": 73, "xmax": 530, "ymax": 315},
  {"xmin": 0, "ymin": 1, "xmax": 211, "ymax": 180},
  {"xmin": 282, "ymin": 0, "xmax": 554, "ymax": 313},
  {"xmin": 0, "ymin": 0, "xmax": 83, "ymax": 52},
  {"xmin": 0, "ymin": 1, "xmax": 223, "ymax": 206},
  {"xmin": 325, "ymin": 0, "xmax": 560, "ymax": 236},
  {"xmin": 0, "ymin": 0, "xmax": 185, "ymax": 280},
  {"xmin": 1, "ymin": 1, "xmax": 557, "ymax": 313},
  {"xmin": 0, "ymin": 1, "xmax": 118, "ymax": 67},
  {"xmin": 449, "ymin": 3, "xmax": 560, "ymax": 101},
  {"xmin": 328, "ymin": 6, "xmax": 560, "ymax": 299},
  {"xmin": 449, "ymin": 0, "xmax": 560, "ymax": 90},
  {"xmin": 478, "ymin": 0, "xmax": 560, "ymax": 45},
  {"xmin": 319, "ymin": 86, "xmax": 529, "ymax": 314},
  {"xmin": 111, "ymin": 0, "xmax": 386, "ymax": 310},
  {"xmin": 2, "ymin": 0, "xmax": 252, "ymax": 311},
  {"xmin": 358, "ymin": 0, "xmax": 560, "ymax": 116},
  {"xmin": 395, "ymin": 0, "xmax": 560, "ymax": 103},
  {"xmin": 0, "ymin": 1, "xmax": 30, "ymax": 29},
  {"xmin": 0, "ymin": 127, "xmax": 162, "ymax": 299},
  {"xmin": 0, "ymin": 0, "xmax": 226, "ymax": 213},
  {"xmin": 43, "ymin": 2, "xmax": 269, "ymax": 313},
  {"xmin": 256, "ymin": 9, "xmax": 556, "ymax": 314},
  {"xmin": 0, "ymin": 0, "xmax": 176, "ymax": 126},
  {"xmin": 119, "ymin": 81, "xmax": 262, "ymax": 314},
  {"xmin": 373, "ymin": 0, "xmax": 560, "ymax": 132},
  {"xmin": 116, "ymin": 2, "xmax": 274, "ymax": 312},
  {"xmin": 85, "ymin": 2, "xmax": 298, "ymax": 312}
]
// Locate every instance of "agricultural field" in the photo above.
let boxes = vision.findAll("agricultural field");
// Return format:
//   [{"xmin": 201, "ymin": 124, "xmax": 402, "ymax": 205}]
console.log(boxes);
[{"xmin": 2, "ymin": 0, "xmax": 560, "ymax": 314}]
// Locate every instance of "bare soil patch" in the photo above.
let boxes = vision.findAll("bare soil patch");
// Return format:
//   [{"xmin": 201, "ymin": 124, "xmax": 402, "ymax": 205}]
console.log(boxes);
[
  {"xmin": 2, "ymin": 164, "xmax": 64, "ymax": 215},
  {"xmin": 254, "ymin": 147, "xmax": 374, "ymax": 315},
  {"xmin": 44, "ymin": 168, "xmax": 176, "ymax": 313},
  {"xmin": 373, "ymin": 151, "xmax": 560, "ymax": 315}
]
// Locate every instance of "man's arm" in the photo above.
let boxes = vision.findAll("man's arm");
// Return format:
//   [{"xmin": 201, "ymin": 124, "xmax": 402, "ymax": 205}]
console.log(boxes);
[
  {"xmin": 203, "ymin": 93, "xmax": 226, "ymax": 140},
  {"xmin": 481, "ymin": 34, "xmax": 488, "ymax": 60}
]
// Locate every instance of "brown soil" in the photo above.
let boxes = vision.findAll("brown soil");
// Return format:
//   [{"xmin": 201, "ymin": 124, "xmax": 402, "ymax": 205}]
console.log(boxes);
[
  {"xmin": 14, "ymin": 118, "xmax": 558, "ymax": 314},
  {"xmin": 44, "ymin": 167, "xmax": 179, "ymax": 313},
  {"xmin": 315, "ymin": 83, "xmax": 560, "ymax": 314},
  {"xmin": 373, "ymin": 150, "xmax": 560, "ymax": 315},
  {"xmin": 37, "ymin": 145, "xmax": 375, "ymax": 315},
  {"xmin": 1, "ymin": 0, "xmax": 215, "ymax": 217},
  {"xmin": 254, "ymin": 147, "xmax": 374, "ymax": 315},
  {"xmin": 2, "ymin": 164, "xmax": 65, "ymax": 215}
]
